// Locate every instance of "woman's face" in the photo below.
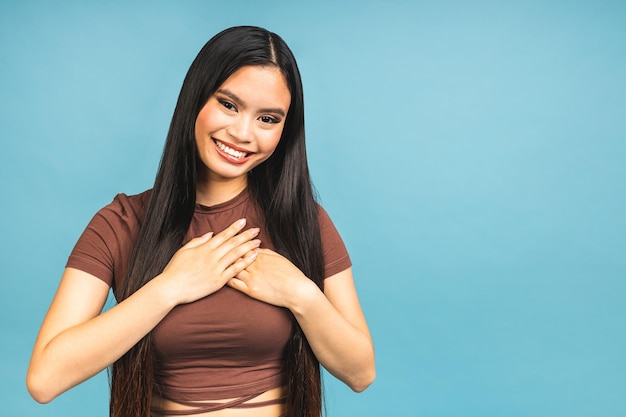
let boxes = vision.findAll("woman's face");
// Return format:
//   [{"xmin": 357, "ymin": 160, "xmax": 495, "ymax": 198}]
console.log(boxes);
[{"xmin": 195, "ymin": 65, "xmax": 291, "ymax": 189}]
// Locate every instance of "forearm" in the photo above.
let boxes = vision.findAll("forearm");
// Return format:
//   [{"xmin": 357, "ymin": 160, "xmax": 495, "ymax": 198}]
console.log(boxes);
[
  {"xmin": 29, "ymin": 223, "xmax": 260, "ymax": 403},
  {"xmin": 289, "ymin": 282, "xmax": 375, "ymax": 392},
  {"xmin": 27, "ymin": 275, "xmax": 175, "ymax": 403}
]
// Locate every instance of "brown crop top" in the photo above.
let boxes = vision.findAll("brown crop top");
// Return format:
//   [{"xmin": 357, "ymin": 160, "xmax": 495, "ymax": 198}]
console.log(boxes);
[{"xmin": 66, "ymin": 188, "xmax": 351, "ymax": 414}]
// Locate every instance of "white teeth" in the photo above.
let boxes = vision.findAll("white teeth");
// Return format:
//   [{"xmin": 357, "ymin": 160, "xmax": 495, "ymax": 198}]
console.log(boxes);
[{"xmin": 215, "ymin": 140, "xmax": 248, "ymax": 159}]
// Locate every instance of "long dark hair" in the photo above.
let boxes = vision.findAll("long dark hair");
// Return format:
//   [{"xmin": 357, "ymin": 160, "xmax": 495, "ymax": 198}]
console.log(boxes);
[{"xmin": 110, "ymin": 26, "xmax": 325, "ymax": 417}]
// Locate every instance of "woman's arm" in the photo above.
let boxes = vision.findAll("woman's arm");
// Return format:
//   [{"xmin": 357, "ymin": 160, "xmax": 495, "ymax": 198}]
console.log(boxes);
[
  {"xmin": 27, "ymin": 220, "xmax": 261, "ymax": 403},
  {"xmin": 26, "ymin": 267, "xmax": 176, "ymax": 403},
  {"xmin": 291, "ymin": 267, "xmax": 375, "ymax": 392},
  {"xmin": 229, "ymin": 250, "xmax": 375, "ymax": 392}
]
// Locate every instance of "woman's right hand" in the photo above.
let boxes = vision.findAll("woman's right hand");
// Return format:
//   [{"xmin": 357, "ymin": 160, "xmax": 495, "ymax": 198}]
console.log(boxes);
[
  {"xmin": 157, "ymin": 218, "xmax": 261, "ymax": 305},
  {"xmin": 27, "ymin": 219, "xmax": 260, "ymax": 403}
]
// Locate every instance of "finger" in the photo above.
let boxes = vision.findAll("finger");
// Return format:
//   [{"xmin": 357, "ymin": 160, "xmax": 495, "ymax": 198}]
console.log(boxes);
[
  {"xmin": 241, "ymin": 247, "xmax": 260, "ymax": 264},
  {"xmin": 226, "ymin": 227, "xmax": 261, "ymax": 248},
  {"xmin": 236, "ymin": 268, "xmax": 251, "ymax": 280},
  {"xmin": 207, "ymin": 218, "xmax": 248, "ymax": 248},
  {"xmin": 210, "ymin": 227, "xmax": 260, "ymax": 261},
  {"xmin": 182, "ymin": 231, "xmax": 213, "ymax": 249},
  {"xmin": 227, "ymin": 277, "xmax": 248, "ymax": 293},
  {"xmin": 222, "ymin": 249, "xmax": 258, "ymax": 279}
]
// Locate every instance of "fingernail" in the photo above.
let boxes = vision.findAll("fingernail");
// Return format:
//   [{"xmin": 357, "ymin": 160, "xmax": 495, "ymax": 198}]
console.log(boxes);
[
  {"xmin": 252, "ymin": 239, "xmax": 261, "ymax": 247},
  {"xmin": 250, "ymin": 227, "xmax": 260, "ymax": 236},
  {"xmin": 236, "ymin": 218, "xmax": 246, "ymax": 227}
]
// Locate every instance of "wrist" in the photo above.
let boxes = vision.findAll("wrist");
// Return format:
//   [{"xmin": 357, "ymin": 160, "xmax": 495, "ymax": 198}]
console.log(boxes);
[
  {"xmin": 146, "ymin": 273, "xmax": 179, "ymax": 310},
  {"xmin": 287, "ymin": 278, "xmax": 323, "ymax": 317}
]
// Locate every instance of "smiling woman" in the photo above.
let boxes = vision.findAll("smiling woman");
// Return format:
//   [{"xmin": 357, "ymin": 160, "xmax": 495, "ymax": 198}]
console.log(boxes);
[
  {"xmin": 194, "ymin": 65, "xmax": 291, "ymax": 205},
  {"xmin": 26, "ymin": 26, "xmax": 375, "ymax": 417}
]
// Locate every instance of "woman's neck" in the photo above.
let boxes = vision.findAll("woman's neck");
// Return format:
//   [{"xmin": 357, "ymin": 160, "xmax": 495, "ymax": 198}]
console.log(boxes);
[{"xmin": 195, "ymin": 176, "xmax": 247, "ymax": 207}]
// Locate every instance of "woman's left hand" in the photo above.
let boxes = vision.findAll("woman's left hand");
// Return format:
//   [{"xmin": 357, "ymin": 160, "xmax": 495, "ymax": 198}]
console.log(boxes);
[
  {"xmin": 231, "ymin": 249, "xmax": 376, "ymax": 392},
  {"xmin": 228, "ymin": 248, "xmax": 315, "ymax": 308}
]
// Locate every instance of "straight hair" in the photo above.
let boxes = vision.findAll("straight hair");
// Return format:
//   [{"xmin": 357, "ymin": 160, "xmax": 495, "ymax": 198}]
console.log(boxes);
[{"xmin": 110, "ymin": 26, "xmax": 325, "ymax": 417}]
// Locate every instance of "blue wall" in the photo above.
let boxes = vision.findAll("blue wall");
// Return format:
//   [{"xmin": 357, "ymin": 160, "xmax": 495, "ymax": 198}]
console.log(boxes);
[{"xmin": 1, "ymin": 1, "xmax": 625, "ymax": 416}]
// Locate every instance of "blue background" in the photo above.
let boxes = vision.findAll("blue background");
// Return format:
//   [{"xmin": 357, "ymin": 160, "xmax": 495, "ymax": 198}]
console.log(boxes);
[{"xmin": 2, "ymin": 1, "xmax": 625, "ymax": 416}]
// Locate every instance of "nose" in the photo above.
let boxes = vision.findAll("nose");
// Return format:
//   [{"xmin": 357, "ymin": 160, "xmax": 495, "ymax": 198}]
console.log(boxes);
[{"xmin": 226, "ymin": 114, "xmax": 253, "ymax": 143}]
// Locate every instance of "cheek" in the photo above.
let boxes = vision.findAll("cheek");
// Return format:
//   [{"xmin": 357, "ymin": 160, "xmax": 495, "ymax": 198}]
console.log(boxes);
[
  {"xmin": 194, "ymin": 112, "xmax": 208, "ymax": 143},
  {"xmin": 195, "ymin": 104, "xmax": 226, "ymax": 139},
  {"xmin": 258, "ymin": 131, "xmax": 283, "ymax": 156}
]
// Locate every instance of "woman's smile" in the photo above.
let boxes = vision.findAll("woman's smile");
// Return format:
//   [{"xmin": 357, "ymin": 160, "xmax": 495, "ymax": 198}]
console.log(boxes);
[
  {"xmin": 212, "ymin": 138, "xmax": 253, "ymax": 164},
  {"xmin": 194, "ymin": 65, "xmax": 291, "ymax": 188}
]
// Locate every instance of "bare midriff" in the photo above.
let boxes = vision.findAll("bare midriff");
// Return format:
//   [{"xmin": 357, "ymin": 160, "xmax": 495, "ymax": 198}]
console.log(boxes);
[{"xmin": 151, "ymin": 387, "xmax": 286, "ymax": 417}]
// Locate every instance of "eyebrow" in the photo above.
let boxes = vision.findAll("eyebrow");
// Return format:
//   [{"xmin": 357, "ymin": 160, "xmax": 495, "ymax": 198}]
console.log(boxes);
[{"xmin": 216, "ymin": 88, "xmax": 286, "ymax": 117}]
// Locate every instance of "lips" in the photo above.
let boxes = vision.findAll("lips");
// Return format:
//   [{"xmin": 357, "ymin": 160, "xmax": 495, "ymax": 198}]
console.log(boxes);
[{"xmin": 213, "ymin": 139, "xmax": 253, "ymax": 164}]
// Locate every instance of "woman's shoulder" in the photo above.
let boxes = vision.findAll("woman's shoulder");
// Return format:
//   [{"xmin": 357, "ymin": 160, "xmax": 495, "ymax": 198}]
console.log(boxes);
[
  {"xmin": 83, "ymin": 188, "xmax": 152, "ymax": 241},
  {"xmin": 314, "ymin": 202, "xmax": 337, "ymax": 229},
  {"xmin": 96, "ymin": 189, "xmax": 152, "ymax": 223},
  {"xmin": 314, "ymin": 202, "xmax": 353, "ymax": 277},
  {"xmin": 66, "ymin": 189, "xmax": 152, "ymax": 287},
  {"xmin": 108, "ymin": 189, "xmax": 151, "ymax": 213}
]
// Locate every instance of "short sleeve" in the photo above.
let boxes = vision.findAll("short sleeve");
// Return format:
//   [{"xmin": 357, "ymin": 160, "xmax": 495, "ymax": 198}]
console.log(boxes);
[
  {"xmin": 317, "ymin": 205, "xmax": 352, "ymax": 278},
  {"xmin": 66, "ymin": 191, "xmax": 148, "ymax": 288}
]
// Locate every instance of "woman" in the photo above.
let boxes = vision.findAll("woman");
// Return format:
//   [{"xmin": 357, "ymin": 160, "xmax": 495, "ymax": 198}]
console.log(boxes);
[{"xmin": 27, "ymin": 26, "xmax": 375, "ymax": 417}]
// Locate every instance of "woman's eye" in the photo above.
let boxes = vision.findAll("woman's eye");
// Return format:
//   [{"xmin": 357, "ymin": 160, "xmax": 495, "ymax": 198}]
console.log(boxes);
[
  {"xmin": 219, "ymin": 100, "xmax": 236, "ymax": 111},
  {"xmin": 259, "ymin": 115, "xmax": 279, "ymax": 124}
]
